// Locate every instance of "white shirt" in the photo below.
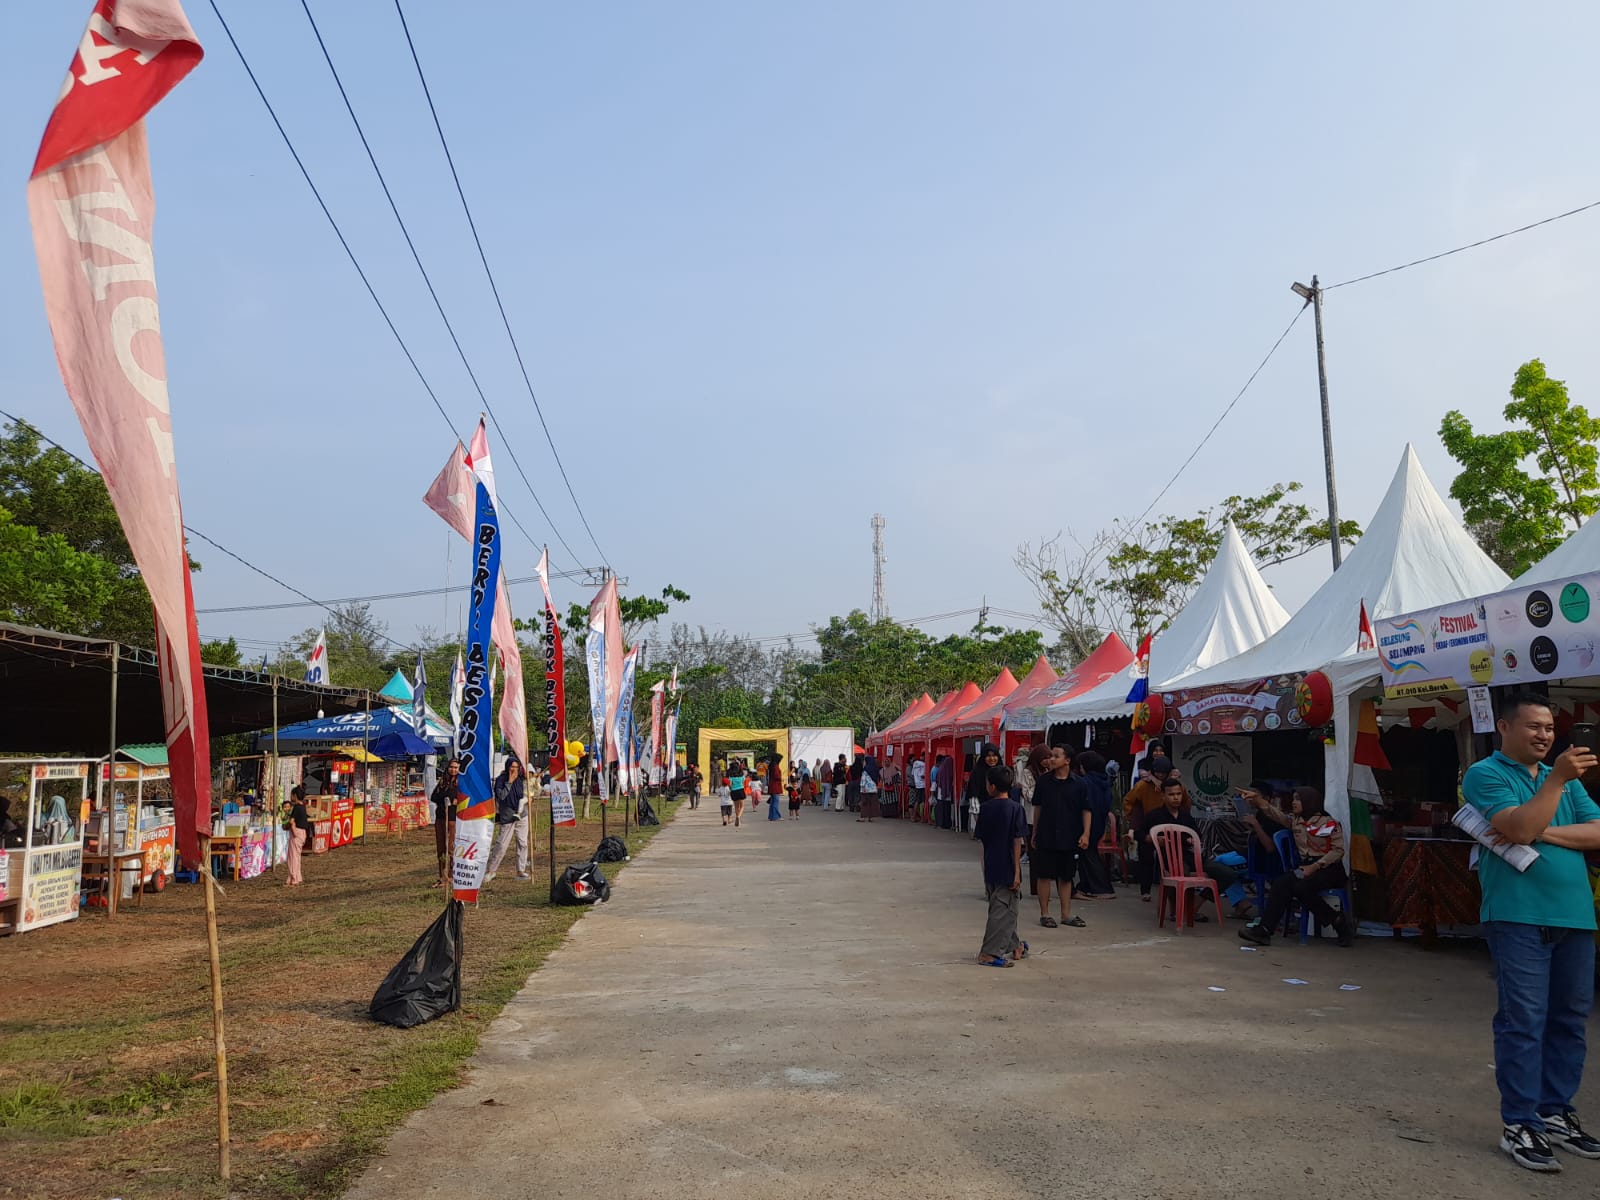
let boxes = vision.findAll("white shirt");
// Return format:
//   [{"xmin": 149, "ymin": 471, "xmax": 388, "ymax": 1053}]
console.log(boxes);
[{"xmin": 911, "ymin": 760, "xmax": 927, "ymax": 788}]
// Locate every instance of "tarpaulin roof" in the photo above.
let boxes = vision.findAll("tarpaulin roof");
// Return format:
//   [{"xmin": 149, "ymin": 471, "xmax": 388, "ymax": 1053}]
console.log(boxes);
[
  {"xmin": 378, "ymin": 668, "xmax": 414, "ymax": 704},
  {"xmin": 0, "ymin": 622, "xmax": 375, "ymax": 754},
  {"xmin": 994, "ymin": 656, "xmax": 1058, "ymax": 732},
  {"xmin": 1045, "ymin": 521, "xmax": 1291, "ymax": 723},
  {"xmin": 895, "ymin": 683, "xmax": 981, "ymax": 742},
  {"xmin": 1177, "ymin": 446, "xmax": 1509, "ymax": 691},
  {"xmin": 260, "ymin": 703, "xmax": 452, "ymax": 753},
  {"xmin": 118, "ymin": 743, "xmax": 169, "ymax": 767},
  {"xmin": 943, "ymin": 667, "xmax": 1020, "ymax": 737},
  {"xmin": 1516, "ymin": 514, "xmax": 1600, "ymax": 587},
  {"xmin": 1004, "ymin": 634, "xmax": 1133, "ymax": 731}
]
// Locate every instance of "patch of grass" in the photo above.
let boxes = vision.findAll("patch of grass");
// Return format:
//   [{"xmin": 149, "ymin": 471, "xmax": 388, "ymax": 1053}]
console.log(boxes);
[{"xmin": 0, "ymin": 797, "xmax": 682, "ymax": 1199}]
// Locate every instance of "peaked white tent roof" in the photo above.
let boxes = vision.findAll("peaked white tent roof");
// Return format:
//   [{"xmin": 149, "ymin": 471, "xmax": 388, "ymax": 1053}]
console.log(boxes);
[
  {"xmin": 1516, "ymin": 517, "xmax": 1600, "ymax": 587},
  {"xmin": 1044, "ymin": 521, "xmax": 1291, "ymax": 723},
  {"xmin": 1178, "ymin": 445, "xmax": 1509, "ymax": 691}
]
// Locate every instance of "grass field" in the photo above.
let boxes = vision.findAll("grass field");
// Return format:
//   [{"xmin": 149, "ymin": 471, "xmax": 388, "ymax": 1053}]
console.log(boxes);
[{"xmin": 0, "ymin": 797, "xmax": 680, "ymax": 1200}]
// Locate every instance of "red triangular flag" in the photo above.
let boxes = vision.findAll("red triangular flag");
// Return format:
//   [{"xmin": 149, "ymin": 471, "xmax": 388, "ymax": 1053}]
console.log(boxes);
[{"xmin": 1357, "ymin": 600, "xmax": 1376, "ymax": 653}]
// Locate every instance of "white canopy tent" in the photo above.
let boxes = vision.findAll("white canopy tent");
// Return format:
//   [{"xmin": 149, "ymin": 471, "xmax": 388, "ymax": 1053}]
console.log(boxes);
[
  {"xmin": 1043, "ymin": 520, "xmax": 1291, "ymax": 724},
  {"xmin": 1175, "ymin": 446, "xmax": 1509, "ymax": 834},
  {"xmin": 1515, "ymin": 514, "xmax": 1600, "ymax": 586}
]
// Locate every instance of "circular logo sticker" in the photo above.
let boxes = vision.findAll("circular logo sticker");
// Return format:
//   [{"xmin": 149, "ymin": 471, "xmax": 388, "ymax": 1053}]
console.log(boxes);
[
  {"xmin": 1560, "ymin": 581, "xmax": 1591, "ymax": 623},
  {"xmin": 1179, "ymin": 720, "xmax": 1193, "ymax": 735},
  {"xmin": 1197, "ymin": 719, "xmax": 1211, "ymax": 735},
  {"xmin": 1527, "ymin": 589, "xmax": 1554, "ymax": 628},
  {"xmin": 1569, "ymin": 639, "xmax": 1596, "ymax": 672},
  {"xmin": 1494, "ymin": 602, "xmax": 1524, "ymax": 638},
  {"xmin": 1264, "ymin": 712, "xmax": 1282, "ymax": 730},
  {"xmin": 1503, "ymin": 648, "xmax": 1520, "ymax": 670},
  {"xmin": 1469, "ymin": 647, "xmax": 1494, "ymax": 683},
  {"xmin": 1241, "ymin": 715, "xmax": 1259, "ymax": 732},
  {"xmin": 1529, "ymin": 635, "xmax": 1559, "ymax": 675}
]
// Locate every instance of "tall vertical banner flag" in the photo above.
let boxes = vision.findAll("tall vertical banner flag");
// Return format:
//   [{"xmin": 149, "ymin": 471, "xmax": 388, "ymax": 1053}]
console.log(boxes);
[
  {"xmin": 537, "ymin": 550, "xmax": 575, "ymax": 825},
  {"xmin": 448, "ymin": 651, "xmax": 465, "ymax": 756},
  {"xmin": 423, "ymin": 425, "xmax": 527, "ymax": 768},
  {"xmin": 412, "ymin": 651, "xmax": 429, "ymax": 736},
  {"xmin": 650, "ymin": 681, "xmax": 665, "ymax": 775},
  {"xmin": 305, "ymin": 629, "xmax": 329, "ymax": 684},
  {"xmin": 590, "ymin": 577, "xmax": 624, "ymax": 764},
  {"xmin": 586, "ymin": 585, "xmax": 611, "ymax": 802},
  {"xmin": 28, "ymin": 0, "xmax": 210, "ymax": 861},
  {"xmin": 451, "ymin": 472, "xmax": 501, "ymax": 902},
  {"xmin": 615, "ymin": 645, "xmax": 641, "ymax": 789}
]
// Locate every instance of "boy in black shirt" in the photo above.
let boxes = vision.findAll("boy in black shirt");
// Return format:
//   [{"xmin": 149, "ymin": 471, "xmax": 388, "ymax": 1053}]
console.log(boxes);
[{"xmin": 975, "ymin": 766, "xmax": 1029, "ymax": 966}]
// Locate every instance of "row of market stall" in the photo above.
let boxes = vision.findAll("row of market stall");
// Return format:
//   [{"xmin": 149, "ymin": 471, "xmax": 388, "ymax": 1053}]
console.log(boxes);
[
  {"xmin": 1, "ymin": 629, "xmax": 455, "ymax": 934},
  {"xmin": 869, "ymin": 444, "xmax": 1599, "ymax": 934}
]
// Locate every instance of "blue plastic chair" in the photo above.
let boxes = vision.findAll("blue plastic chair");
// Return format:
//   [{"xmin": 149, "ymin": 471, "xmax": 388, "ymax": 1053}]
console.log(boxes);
[
  {"xmin": 1272, "ymin": 828, "xmax": 1352, "ymax": 944},
  {"xmin": 1244, "ymin": 836, "xmax": 1278, "ymax": 912}
]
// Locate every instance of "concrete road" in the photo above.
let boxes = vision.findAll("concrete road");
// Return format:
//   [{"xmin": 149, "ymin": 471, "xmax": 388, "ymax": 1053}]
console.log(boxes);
[{"xmin": 347, "ymin": 803, "xmax": 1599, "ymax": 1199}]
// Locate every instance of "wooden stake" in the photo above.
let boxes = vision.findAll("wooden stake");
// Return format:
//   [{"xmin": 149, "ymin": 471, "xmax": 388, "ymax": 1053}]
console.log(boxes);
[{"xmin": 199, "ymin": 833, "xmax": 231, "ymax": 1180}]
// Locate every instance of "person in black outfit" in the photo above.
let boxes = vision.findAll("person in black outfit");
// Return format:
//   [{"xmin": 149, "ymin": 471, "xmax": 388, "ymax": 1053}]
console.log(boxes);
[
  {"xmin": 1075, "ymin": 750, "xmax": 1117, "ymax": 899},
  {"xmin": 430, "ymin": 757, "xmax": 462, "ymax": 889},
  {"xmin": 1136, "ymin": 777, "xmax": 1244, "ymax": 919},
  {"xmin": 1030, "ymin": 745, "xmax": 1090, "ymax": 927}
]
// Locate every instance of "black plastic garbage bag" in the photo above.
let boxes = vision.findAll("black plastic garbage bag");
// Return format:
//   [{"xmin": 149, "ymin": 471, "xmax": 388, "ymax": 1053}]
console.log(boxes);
[
  {"xmin": 594, "ymin": 835, "xmax": 629, "ymax": 863},
  {"xmin": 370, "ymin": 900, "xmax": 463, "ymax": 1028},
  {"xmin": 551, "ymin": 861, "xmax": 611, "ymax": 905}
]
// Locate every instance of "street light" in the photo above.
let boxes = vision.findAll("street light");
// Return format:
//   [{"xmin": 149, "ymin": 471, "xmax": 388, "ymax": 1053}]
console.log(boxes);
[{"xmin": 1292, "ymin": 276, "xmax": 1342, "ymax": 570}]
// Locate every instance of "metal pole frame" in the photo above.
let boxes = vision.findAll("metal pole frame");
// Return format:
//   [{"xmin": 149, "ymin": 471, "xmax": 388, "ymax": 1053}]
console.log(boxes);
[{"xmin": 1310, "ymin": 276, "xmax": 1343, "ymax": 570}]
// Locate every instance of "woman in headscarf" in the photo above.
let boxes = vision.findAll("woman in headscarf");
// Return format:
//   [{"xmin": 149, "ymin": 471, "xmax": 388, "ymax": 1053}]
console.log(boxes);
[
  {"xmin": 966, "ymin": 743, "xmax": 1003, "ymax": 836},
  {"xmin": 766, "ymin": 755, "xmax": 785, "ymax": 821},
  {"xmin": 935, "ymin": 754, "xmax": 956, "ymax": 829},
  {"xmin": 484, "ymin": 757, "xmax": 530, "ymax": 883},
  {"xmin": 858, "ymin": 754, "xmax": 882, "ymax": 822}
]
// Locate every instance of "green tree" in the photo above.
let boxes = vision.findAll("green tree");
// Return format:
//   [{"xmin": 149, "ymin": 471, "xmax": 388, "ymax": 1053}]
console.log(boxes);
[
  {"xmin": 1440, "ymin": 359, "xmax": 1600, "ymax": 575},
  {"xmin": 1016, "ymin": 483, "xmax": 1359, "ymax": 654},
  {"xmin": 199, "ymin": 636, "xmax": 243, "ymax": 668},
  {"xmin": 281, "ymin": 603, "xmax": 396, "ymax": 694},
  {"xmin": 0, "ymin": 418, "xmax": 204, "ymax": 642},
  {"xmin": 0, "ymin": 503, "xmax": 121, "ymax": 631}
]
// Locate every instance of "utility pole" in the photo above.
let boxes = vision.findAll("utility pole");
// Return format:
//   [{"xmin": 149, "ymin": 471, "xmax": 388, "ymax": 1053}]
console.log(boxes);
[
  {"xmin": 870, "ymin": 514, "xmax": 888, "ymax": 621},
  {"xmin": 1291, "ymin": 275, "xmax": 1342, "ymax": 570}
]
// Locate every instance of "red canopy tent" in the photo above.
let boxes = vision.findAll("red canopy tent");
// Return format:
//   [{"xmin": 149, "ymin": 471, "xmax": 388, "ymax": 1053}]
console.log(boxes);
[
  {"xmin": 943, "ymin": 667, "xmax": 1020, "ymax": 741},
  {"xmin": 994, "ymin": 655, "xmax": 1059, "ymax": 762},
  {"xmin": 868, "ymin": 692, "xmax": 934, "ymax": 757},
  {"xmin": 893, "ymin": 682, "xmax": 981, "ymax": 769}
]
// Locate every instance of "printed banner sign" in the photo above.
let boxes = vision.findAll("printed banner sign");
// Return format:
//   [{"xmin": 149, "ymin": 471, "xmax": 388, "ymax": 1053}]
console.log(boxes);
[
  {"xmin": 549, "ymin": 779, "xmax": 575, "ymax": 827},
  {"xmin": 21, "ymin": 846, "xmax": 84, "ymax": 932},
  {"xmin": 1158, "ymin": 678, "xmax": 1305, "ymax": 736},
  {"xmin": 1380, "ymin": 569, "xmax": 1600, "ymax": 698},
  {"xmin": 1171, "ymin": 735, "xmax": 1253, "ymax": 810},
  {"xmin": 538, "ymin": 550, "xmax": 567, "ymax": 783}
]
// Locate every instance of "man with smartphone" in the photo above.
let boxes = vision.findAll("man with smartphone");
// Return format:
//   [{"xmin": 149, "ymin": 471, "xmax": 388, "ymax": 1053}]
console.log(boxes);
[{"xmin": 1464, "ymin": 693, "xmax": 1600, "ymax": 1173}]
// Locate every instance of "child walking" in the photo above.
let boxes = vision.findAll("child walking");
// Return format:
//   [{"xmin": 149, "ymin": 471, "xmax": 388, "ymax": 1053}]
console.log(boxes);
[{"xmin": 974, "ymin": 765, "xmax": 1028, "ymax": 967}]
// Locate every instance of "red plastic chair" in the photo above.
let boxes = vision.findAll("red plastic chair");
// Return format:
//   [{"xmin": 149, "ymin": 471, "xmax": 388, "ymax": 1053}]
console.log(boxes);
[
  {"xmin": 1148, "ymin": 824, "xmax": 1224, "ymax": 934},
  {"xmin": 1099, "ymin": 813, "xmax": 1127, "ymax": 882}
]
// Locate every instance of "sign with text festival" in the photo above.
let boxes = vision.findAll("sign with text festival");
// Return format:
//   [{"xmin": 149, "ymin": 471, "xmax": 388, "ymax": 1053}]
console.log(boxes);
[{"xmin": 1379, "ymin": 569, "xmax": 1600, "ymax": 699}]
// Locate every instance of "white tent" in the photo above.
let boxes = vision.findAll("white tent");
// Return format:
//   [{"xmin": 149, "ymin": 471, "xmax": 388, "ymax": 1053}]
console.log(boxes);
[
  {"xmin": 1043, "ymin": 521, "xmax": 1291, "ymax": 724},
  {"xmin": 1515, "ymin": 516, "xmax": 1600, "ymax": 586},
  {"xmin": 1175, "ymin": 445, "xmax": 1509, "ymax": 836}
]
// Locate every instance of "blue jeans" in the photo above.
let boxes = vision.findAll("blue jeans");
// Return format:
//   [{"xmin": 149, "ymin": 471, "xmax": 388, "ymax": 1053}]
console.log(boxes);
[{"xmin": 1487, "ymin": 920, "xmax": 1596, "ymax": 1127}]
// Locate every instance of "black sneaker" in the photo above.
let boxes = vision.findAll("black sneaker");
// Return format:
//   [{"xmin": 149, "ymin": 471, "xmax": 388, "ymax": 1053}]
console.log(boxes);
[
  {"xmin": 1337, "ymin": 912, "xmax": 1355, "ymax": 948},
  {"xmin": 1238, "ymin": 923, "xmax": 1271, "ymax": 947},
  {"xmin": 1544, "ymin": 1111, "xmax": 1600, "ymax": 1159},
  {"xmin": 1501, "ymin": 1123, "xmax": 1562, "ymax": 1172}
]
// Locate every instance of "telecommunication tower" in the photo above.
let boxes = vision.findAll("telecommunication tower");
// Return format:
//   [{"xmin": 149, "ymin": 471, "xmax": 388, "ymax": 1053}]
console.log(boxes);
[{"xmin": 870, "ymin": 513, "xmax": 888, "ymax": 621}]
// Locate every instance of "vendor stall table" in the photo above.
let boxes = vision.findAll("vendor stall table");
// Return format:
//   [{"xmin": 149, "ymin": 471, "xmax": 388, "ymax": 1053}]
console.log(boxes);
[{"xmin": 80, "ymin": 851, "xmax": 145, "ymax": 916}]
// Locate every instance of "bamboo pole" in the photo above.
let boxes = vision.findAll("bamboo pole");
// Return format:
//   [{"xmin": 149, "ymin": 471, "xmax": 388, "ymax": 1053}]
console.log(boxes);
[{"xmin": 199, "ymin": 833, "xmax": 231, "ymax": 1180}]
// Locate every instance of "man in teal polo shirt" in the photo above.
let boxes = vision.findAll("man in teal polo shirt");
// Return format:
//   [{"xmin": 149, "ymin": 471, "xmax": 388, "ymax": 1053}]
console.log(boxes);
[{"xmin": 1465, "ymin": 693, "xmax": 1600, "ymax": 1173}]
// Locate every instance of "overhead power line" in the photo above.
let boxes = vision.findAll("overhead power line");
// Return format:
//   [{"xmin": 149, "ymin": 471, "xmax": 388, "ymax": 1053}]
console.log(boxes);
[
  {"xmin": 1328, "ymin": 197, "xmax": 1600, "ymax": 290},
  {"xmin": 392, "ymin": 0, "xmax": 611, "ymax": 569},
  {"xmin": 202, "ymin": 1, "xmax": 543, "ymax": 562},
  {"xmin": 291, "ymin": 0, "xmax": 583, "ymax": 567}
]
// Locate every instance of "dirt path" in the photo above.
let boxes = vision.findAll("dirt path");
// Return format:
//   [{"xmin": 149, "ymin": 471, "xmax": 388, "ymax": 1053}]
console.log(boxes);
[{"xmin": 345, "ymin": 804, "xmax": 1598, "ymax": 1199}]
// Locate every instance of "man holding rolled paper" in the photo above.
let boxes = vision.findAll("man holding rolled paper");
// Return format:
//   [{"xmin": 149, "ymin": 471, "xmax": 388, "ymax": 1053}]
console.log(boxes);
[{"xmin": 1464, "ymin": 693, "xmax": 1600, "ymax": 1174}]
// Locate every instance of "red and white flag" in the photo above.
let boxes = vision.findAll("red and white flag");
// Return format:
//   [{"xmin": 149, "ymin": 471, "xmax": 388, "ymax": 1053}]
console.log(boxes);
[
  {"xmin": 29, "ymin": 0, "xmax": 210, "ymax": 862},
  {"xmin": 423, "ymin": 421, "xmax": 527, "ymax": 768},
  {"xmin": 1357, "ymin": 600, "xmax": 1376, "ymax": 653}
]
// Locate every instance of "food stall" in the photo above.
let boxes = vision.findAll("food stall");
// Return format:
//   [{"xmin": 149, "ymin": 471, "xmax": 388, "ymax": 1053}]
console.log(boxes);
[
  {"xmin": 88, "ymin": 746, "xmax": 176, "ymax": 894},
  {"xmin": 1, "ymin": 758, "xmax": 94, "ymax": 934}
]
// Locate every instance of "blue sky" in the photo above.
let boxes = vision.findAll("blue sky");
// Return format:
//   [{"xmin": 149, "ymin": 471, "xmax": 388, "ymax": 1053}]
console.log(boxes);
[{"xmin": 5, "ymin": 2, "xmax": 1600, "ymax": 661}]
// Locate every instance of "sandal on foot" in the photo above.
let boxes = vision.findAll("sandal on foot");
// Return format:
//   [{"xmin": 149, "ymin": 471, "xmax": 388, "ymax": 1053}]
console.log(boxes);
[
  {"xmin": 977, "ymin": 956, "xmax": 1014, "ymax": 968},
  {"xmin": 1040, "ymin": 915, "xmax": 1059, "ymax": 928},
  {"xmin": 1062, "ymin": 915, "xmax": 1086, "ymax": 928},
  {"xmin": 1013, "ymin": 941, "xmax": 1031, "ymax": 960}
]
